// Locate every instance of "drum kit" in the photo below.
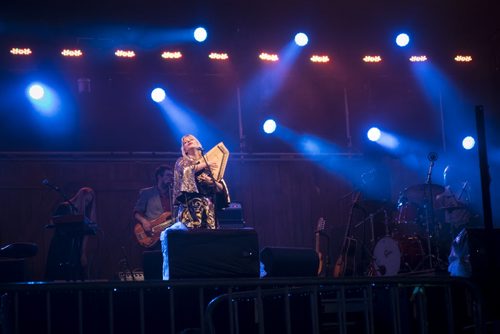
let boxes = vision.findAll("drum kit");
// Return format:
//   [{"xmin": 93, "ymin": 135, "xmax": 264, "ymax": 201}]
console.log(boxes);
[{"xmin": 351, "ymin": 182, "xmax": 467, "ymax": 277}]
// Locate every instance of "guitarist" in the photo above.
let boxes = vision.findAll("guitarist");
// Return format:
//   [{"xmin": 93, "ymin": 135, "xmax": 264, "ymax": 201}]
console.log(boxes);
[{"xmin": 133, "ymin": 165, "xmax": 174, "ymax": 249}]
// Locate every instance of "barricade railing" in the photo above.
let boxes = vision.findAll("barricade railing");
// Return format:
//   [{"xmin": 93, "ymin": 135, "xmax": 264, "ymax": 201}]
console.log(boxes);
[{"xmin": 0, "ymin": 277, "xmax": 485, "ymax": 334}]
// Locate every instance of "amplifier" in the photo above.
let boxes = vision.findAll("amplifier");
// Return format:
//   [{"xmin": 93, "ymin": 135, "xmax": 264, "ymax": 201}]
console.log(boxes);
[{"xmin": 217, "ymin": 202, "xmax": 245, "ymax": 228}]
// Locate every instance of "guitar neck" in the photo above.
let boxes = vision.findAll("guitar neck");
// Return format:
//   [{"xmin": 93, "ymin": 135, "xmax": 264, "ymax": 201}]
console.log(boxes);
[
  {"xmin": 315, "ymin": 232, "xmax": 321, "ymax": 253},
  {"xmin": 152, "ymin": 220, "xmax": 173, "ymax": 233}
]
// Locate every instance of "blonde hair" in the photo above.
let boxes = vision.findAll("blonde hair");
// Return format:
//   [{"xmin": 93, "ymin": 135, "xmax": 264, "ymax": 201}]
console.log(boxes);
[
  {"xmin": 69, "ymin": 187, "xmax": 97, "ymax": 222},
  {"xmin": 180, "ymin": 134, "xmax": 202, "ymax": 159}
]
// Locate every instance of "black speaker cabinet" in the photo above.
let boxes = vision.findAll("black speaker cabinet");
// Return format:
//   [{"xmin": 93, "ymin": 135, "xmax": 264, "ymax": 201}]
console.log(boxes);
[
  {"xmin": 0, "ymin": 259, "xmax": 25, "ymax": 282},
  {"xmin": 462, "ymin": 228, "xmax": 500, "ymax": 280},
  {"xmin": 143, "ymin": 250, "xmax": 162, "ymax": 280},
  {"xmin": 260, "ymin": 247, "xmax": 319, "ymax": 277},
  {"xmin": 167, "ymin": 228, "xmax": 260, "ymax": 279}
]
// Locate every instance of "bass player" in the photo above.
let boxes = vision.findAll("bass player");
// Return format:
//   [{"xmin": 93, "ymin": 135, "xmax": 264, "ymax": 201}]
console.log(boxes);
[{"xmin": 133, "ymin": 165, "xmax": 174, "ymax": 249}]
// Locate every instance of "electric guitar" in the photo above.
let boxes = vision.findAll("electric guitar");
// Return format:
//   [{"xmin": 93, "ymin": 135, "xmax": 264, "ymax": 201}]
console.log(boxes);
[
  {"xmin": 134, "ymin": 211, "xmax": 173, "ymax": 248},
  {"xmin": 315, "ymin": 217, "xmax": 326, "ymax": 276},
  {"xmin": 333, "ymin": 221, "xmax": 357, "ymax": 277},
  {"xmin": 333, "ymin": 237, "xmax": 357, "ymax": 277}
]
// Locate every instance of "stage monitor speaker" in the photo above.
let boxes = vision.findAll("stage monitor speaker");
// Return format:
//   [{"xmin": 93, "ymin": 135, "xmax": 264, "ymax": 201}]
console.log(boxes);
[
  {"xmin": 167, "ymin": 228, "xmax": 260, "ymax": 279},
  {"xmin": 143, "ymin": 250, "xmax": 162, "ymax": 280},
  {"xmin": 260, "ymin": 247, "xmax": 319, "ymax": 277},
  {"xmin": 455, "ymin": 228, "xmax": 500, "ymax": 280},
  {"xmin": 0, "ymin": 259, "xmax": 25, "ymax": 282}
]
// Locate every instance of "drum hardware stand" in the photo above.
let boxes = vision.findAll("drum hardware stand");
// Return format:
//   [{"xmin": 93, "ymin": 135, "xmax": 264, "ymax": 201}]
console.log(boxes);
[
  {"xmin": 356, "ymin": 212, "xmax": 374, "ymax": 276},
  {"xmin": 415, "ymin": 152, "xmax": 446, "ymax": 272},
  {"xmin": 333, "ymin": 192, "xmax": 361, "ymax": 277},
  {"xmin": 354, "ymin": 206, "xmax": 388, "ymax": 242},
  {"xmin": 354, "ymin": 206, "xmax": 389, "ymax": 276}
]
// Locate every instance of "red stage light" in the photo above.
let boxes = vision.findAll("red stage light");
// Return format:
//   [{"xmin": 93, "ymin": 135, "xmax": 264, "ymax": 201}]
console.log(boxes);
[
  {"xmin": 310, "ymin": 55, "xmax": 330, "ymax": 63},
  {"xmin": 259, "ymin": 52, "xmax": 279, "ymax": 62},
  {"xmin": 454, "ymin": 55, "xmax": 472, "ymax": 62},
  {"xmin": 115, "ymin": 50, "xmax": 136, "ymax": 58},
  {"xmin": 362, "ymin": 55, "xmax": 382, "ymax": 63},
  {"xmin": 61, "ymin": 49, "xmax": 83, "ymax": 57},
  {"xmin": 409, "ymin": 55, "xmax": 427, "ymax": 62},
  {"xmin": 161, "ymin": 51, "xmax": 182, "ymax": 59},
  {"xmin": 10, "ymin": 47, "xmax": 32, "ymax": 56},
  {"xmin": 208, "ymin": 52, "xmax": 229, "ymax": 60}
]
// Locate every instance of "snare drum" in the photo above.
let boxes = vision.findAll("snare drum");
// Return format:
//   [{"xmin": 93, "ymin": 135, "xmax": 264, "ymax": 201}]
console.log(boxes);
[{"xmin": 371, "ymin": 235, "xmax": 425, "ymax": 276}]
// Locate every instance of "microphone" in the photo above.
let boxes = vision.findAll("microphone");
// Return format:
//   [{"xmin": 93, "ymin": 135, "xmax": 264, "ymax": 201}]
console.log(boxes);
[
  {"xmin": 42, "ymin": 179, "xmax": 60, "ymax": 191},
  {"xmin": 427, "ymin": 152, "xmax": 438, "ymax": 162},
  {"xmin": 426, "ymin": 152, "xmax": 437, "ymax": 184},
  {"xmin": 196, "ymin": 147, "xmax": 204, "ymax": 151}
]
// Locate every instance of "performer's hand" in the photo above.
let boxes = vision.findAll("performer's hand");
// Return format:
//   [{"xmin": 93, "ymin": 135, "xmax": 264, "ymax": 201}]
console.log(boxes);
[
  {"xmin": 199, "ymin": 173, "xmax": 213, "ymax": 184},
  {"xmin": 142, "ymin": 220, "xmax": 152, "ymax": 233}
]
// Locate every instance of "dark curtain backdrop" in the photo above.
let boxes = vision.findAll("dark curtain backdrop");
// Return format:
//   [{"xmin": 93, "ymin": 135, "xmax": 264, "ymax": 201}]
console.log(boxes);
[{"xmin": 0, "ymin": 155, "xmax": 370, "ymax": 280}]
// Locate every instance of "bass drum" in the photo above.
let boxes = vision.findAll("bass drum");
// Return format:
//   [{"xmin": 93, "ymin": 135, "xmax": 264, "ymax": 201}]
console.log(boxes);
[
  {"xmin": 371, "ymin": 236, "xmax": 425, "ymax": 276},
  {"xmin": 371, "ymin": 237, "xmax": 401, "ymax": 276}
]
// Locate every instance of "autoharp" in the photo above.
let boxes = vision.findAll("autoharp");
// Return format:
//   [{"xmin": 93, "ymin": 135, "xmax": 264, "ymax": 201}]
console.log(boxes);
[{"xmin": 202, "ymin": 142, "xmax": 229, "ymax": 181}]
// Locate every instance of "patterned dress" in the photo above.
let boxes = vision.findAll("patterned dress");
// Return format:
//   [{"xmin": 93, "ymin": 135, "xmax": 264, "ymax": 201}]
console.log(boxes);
[{"xmin": 172, "ymin": 156, "xmax": 229, "ymax": 229}]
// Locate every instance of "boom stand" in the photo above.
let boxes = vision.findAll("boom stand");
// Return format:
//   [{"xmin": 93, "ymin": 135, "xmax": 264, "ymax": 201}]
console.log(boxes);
[{"xmin": 416, "ymin": 156, "xmax": 445, "ymax": 271}]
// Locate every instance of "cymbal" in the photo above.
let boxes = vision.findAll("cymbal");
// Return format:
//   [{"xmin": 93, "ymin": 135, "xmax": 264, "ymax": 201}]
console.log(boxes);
[
  {"xmin": 404, "ymin": 184, "xmax": 445, "ymax": 203},
  {"xmin": 354, "ymin": 200, "xmax": 397, "ymax": 213}
]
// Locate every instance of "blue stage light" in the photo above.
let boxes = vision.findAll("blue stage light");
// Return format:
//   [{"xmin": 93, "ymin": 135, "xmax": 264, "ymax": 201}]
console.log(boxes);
[
  {"xmin": 151, "ymin": 88, "xmax": 166, "ymax": 103},
  {"xmin": 263, "ymin": 119, "xmax": 277, "ymax": 134},
  {"xmin": 462, "ymin": 136, "xmax": 475, "ymax": 150},
  {"xmin": 294, "ymin": 33, "xmax": 309, "ymax": 47},
  {"xmin": 28, "ymin": 84, "xmax": 45, "ymax": 100},
  {"xmin": 395, "ymin": 33, "xmax": 410, "ymax": 47},
  {"xmin": 367, "ymin": 127, "xmax": 381, "ymax": 142},
  {"xmin": 194, "ymin": 27, "xmax": 208, "ymax": 42},
  {"xmin": 25, "ymin": 82, "xmax": 59, "ymax": 116}
]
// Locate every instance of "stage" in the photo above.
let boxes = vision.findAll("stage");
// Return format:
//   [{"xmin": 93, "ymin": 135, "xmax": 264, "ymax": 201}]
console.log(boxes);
[{"xmin": 0, "ymin": 276, "xmax": 492, "ymax": 334}]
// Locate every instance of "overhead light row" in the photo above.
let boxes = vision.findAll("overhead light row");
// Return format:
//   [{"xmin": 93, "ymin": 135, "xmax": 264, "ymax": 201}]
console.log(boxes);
[{"xmin": 8, "ymin": 48, "xmax": 473, "ymax": 63}]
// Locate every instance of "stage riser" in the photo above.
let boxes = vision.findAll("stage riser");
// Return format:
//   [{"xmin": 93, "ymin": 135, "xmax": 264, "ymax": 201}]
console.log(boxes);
[{"xmin": 0, "ymin": 277, "xmax": 485, "ymax": 334}]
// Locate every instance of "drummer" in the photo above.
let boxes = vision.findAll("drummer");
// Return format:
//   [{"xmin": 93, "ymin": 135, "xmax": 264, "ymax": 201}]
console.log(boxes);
[{"xmin": 435, "ymin": 165, "xmax": 472, "ymax": 231}]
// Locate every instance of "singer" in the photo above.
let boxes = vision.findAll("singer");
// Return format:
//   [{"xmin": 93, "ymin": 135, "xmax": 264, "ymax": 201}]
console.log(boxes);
[
  {"xmin": 172, "ymin": 134, "xmax": 230, "ymax": 229},
  {"xmin": 159, "ymin": 134, "xmax": 230, "ymax": 280}
]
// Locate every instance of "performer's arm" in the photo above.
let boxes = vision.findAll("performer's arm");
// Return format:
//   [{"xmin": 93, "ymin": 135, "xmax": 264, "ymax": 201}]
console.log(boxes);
[
  {"xmin": 134, "ymin": 212, "xmax": 152, "ymax": 232},
  {"xmin": 198, "ymin": 173, "xmax": 224, "ymax": 192},
  {"xmin": 192, "ymin": 160, "xmax": 218, "ymax": 173}
]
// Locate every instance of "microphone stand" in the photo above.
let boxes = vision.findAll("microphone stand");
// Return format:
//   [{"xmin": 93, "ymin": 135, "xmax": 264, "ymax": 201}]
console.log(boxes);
[
  {"xmin": 457, "ymin": 181, "xmax": 469, "ymax": 201},
  {"xmin": 419, "ymin": 155, "xmax": 444, "ymax": 271},
  {"xmin": 199, "ymin": 148, "xmax": 220, "ymax": 228},
  {"xmin": 426, "ymin": 160, "xmax": 434, "ymax": 185},
  {"xmin": 43, "ymin": 180, "xmax": 78, "ymax": 214},
  {"xmin": 424, "ymin": 164, "xmax": 435, "ymax": 269},
  {"xmin": 167, "ymin": 182, "xmax": 177, "ymax": 224}
]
